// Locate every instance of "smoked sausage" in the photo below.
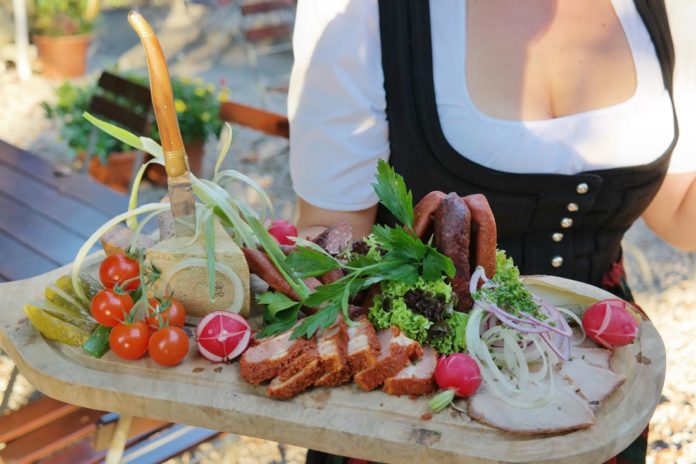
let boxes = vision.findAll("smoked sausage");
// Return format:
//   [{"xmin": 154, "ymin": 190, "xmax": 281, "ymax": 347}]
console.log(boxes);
[
  {"xmin": 242, "ymin": 247, "xmax": 300, "ymax": 301},
  {"xmin": 434, "ymin": 193, "xmax": 473, "ymax": 311},
  {"xmin": 413, "ymin": 191, "xmax": 446, "ymax": 239},
  {"xmin": 462, "ymin": 194, "xmax": 497, "ymax": 281}
]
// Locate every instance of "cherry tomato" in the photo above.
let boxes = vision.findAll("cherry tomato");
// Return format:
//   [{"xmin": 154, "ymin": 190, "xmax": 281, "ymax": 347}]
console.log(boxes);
[
  {"xmin": 268, "ymin": 219, "xmax": 298, "ymax": 246},
  {"xmin": 582, "ymin": 298, "xmax": 639, "ymax": 349},
  {"xmin": 146, "ymin": 297, "xmax": 186, "ymax": 332},
  {"xmin": 109, "ymin": 320, "xmax": 150, "ymax": 360},
  {"xmin": 99, "ymin": 254, "xmax": 140, "ymax": 292},
  {"xmin": 148, "ymin": 327, "xmax": 190, "ymax": 367},
  {"xmin": 91, "ymin": 289, "xmax": 133, "ymax": 327}
]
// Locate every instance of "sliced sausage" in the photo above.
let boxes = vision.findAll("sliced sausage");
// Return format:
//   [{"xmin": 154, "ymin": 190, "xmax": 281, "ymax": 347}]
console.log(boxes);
[
  {"xmin": 434, "ymin": 193, "xmax": 473, "ymax": 311},
  {"xmin": 313, "ymin": 221, "xmax": 353, "ymax": 255},
  {"xmin": 462, "ymin": 194, "xmax": 497, "ymax": 281}
]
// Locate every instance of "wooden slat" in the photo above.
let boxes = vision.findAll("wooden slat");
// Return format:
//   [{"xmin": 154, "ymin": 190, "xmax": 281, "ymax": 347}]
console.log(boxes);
[
  {"xmin": 40, "ymin": 417, "xmax": 171, "ymax": 464},
  {"xmin": 0, "ymin": 408, "xmax": 104, "ymax": 464},
  {"xmin": 97, "ymin": 72, "xmax": 151, "ymax": 107},
  {"xmin": 0, "ymin": 163, "xmax": 111, "ymax": 239},
  {"xmin": 0, "ymin": 141, "xmax": 128, "ymax": 217},
  {"xmin": 241, "ymin": 0, "xmax": 295, "ymax": 15},
  {"xmin": 93, "ymin": 414, "xmax": 168, "ymax": 451},
  {"xmin": 88, "ymin": 96, "xmax": 149, "ymax": 134},
  {"xmin": 0, "ymin": 194, "xmax": 88, "ymax": 265},
  {"xmin": 219, "ymin": 102, "xmax": 289, "ymax": 138},
  {"xmin": 120, "ymin": 425, "xmax": 221, "ymax": 464},
  {"xmin": 244, "ymin": 22, "xmax": 293, "ymax": 42},
  {"xmin": 0, "ymin": 231, "xmax": 58, "ymax": 280},
  {"xmin": 0, "ymin": 397, "xmax": 79, "ymax": 444}
]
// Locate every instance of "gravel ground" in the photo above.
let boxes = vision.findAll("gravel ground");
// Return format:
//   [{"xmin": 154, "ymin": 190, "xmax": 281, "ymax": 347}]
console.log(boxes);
[{"xmin": 1, "ymin": 5, "xmax": 695, "ymax": 462}]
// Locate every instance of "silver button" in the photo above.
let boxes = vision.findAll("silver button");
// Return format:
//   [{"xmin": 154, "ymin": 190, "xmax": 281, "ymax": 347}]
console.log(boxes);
[
  {"xmin": 551, "ymin": 256, "xmax": 564, "ymax": 268},
  {"xmin": 561, "ymin": 217, "xmax": 573, "ymax": 228},
  {"xmin": 567, "ymin": 202, "xmax": 579, "ymax": 212},
  {"xmin": 576, "ymin": 183, "xmax": 589, "ymax": 194},
  {"xmin": 552, "ymin": 232, "xmax": 564, "ymax": 242}
]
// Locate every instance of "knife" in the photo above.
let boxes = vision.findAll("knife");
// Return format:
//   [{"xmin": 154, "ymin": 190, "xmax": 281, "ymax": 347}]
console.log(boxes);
[{"xmin": 128, "ymin": 11, "xmax": 196, "ymax": 238}]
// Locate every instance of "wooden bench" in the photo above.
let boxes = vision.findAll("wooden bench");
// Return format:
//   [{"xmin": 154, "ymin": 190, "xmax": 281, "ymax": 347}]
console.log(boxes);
[{"xmin": 0, "ymin": 141, "xmax": 223, "ymax": 463}]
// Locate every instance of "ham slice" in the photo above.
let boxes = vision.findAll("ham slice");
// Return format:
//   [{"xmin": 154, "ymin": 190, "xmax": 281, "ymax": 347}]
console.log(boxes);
[
  {"xmin": 468, "ymin": 376, "xmax": 595, "ymax": 434},
  {"xmin": 557, "ymin": 357, "xmax": 624, "ymax": 409},
  {"xmin": 314, "ymin": 319, "xmax": 351, "ymax": 387},
  {"xmin": 393, "ymin": 330, "xmax": 424, "ymax": 360},
  {"xmin": 267, "ymin": 344, "xmax": 324, "ymax": 400},
  {"xmin": 354, "ymin": 328, "xmax": 413, "ymax": 391},
  {"xmin": 384, "ymin": 346, "xmax": 437, "ymax": 396},
  {"xmin": 240, "ymin": 330, "xmax": 313, "ymax": 384},
  {"xmin": 346, "ymin": 317, "xmax": 381, "ymax": 373},
  {"xmin": 570, "ymin": 347, "xmax": 611, "ymax": 369}
]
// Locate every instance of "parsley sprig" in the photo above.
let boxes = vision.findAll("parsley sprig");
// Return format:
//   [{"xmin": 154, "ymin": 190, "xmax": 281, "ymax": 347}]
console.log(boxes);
[{"xmin": 257, "ymin": 160, "xmax": 455, "ymax": 339}]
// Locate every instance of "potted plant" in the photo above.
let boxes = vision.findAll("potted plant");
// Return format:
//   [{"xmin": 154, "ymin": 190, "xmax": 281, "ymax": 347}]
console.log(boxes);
[
  {"xmin": 42, "ymin": 80, "xmax": 137, "ymax": 193},
  {"xmin": 30, "ymin": 0, "xmax": 100, "ymax": 79},
  {"xmin": 142, "ymin": 76, "xmax": 229, "ymax": 184}
]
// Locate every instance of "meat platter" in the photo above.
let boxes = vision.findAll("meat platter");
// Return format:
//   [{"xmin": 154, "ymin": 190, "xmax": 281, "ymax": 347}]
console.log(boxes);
[{"xmin": 0, "ymin": 260, "xmax": 665, "ymax": 464}]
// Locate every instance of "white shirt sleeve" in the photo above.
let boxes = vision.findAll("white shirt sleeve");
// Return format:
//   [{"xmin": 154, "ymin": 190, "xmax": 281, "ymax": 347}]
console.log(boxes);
[
  {"xmin": 667, "ymin": 0, "xmax": 696, "ymax": 173},
  {"xmin": 288, "ymin": 0, "xmax": 388, "ymax": 211}
]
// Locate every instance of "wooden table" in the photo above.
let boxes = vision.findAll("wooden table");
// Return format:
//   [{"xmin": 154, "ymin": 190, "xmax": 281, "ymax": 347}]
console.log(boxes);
[{"xmin": 0, "ymin": 140, "xmax": 127, "ymax": 281}]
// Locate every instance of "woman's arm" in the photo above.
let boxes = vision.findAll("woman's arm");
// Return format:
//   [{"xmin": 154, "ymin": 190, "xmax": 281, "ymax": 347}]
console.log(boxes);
[
  {"xmin": 643, "ymin": 173, "xmax": 696, "ymax": 251},
  {"xmin": 295, "ymin": 198, "xmax": 377, "ymax": 240}
]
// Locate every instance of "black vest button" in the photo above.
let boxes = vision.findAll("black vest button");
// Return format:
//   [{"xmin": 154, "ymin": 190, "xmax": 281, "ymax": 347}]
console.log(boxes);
[
  {"xmin": 551, "ymin": 256, "xmax": 564, "ymax": 268},
  {"xmin": 561, "ymin": 218, "xmax": 574, "ymax": 228},
  {"xmin": 567, "ymin": 202, "xmax": 579, "ymax": 212},
  {"xmin": 552, "ymin": 232, "xmax": 564, "ymax": 242}
]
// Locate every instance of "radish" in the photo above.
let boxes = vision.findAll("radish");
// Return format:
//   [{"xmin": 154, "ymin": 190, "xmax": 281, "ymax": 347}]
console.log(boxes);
[
  {"xmin": 268, "ymin": 220, "xmax": 298, "ymax": 246},
  {"xmin": 582, "ymin": 298, "xmax": 639, "ymax": 349},
  {"xmin": 195, "ymin": 311, "xmax": 252, "ymax": 363},
  {"xmin": 429, "ymin": 353, "xmax": 482, "ymax": 413}
]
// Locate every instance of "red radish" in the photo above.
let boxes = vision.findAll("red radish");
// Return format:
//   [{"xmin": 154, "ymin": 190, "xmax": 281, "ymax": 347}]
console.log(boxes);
[
  {"xmin": 582, "ymin": 298, "xmax": 639, "ymax": 349},
  {"xmin": 429, "ymin": 353, "xmax": 482, "ymax": 413},
  {"xmin": 195, "ymin": 311, "xmax": 252, "ymax": 363},
  {"xmin": 268, "ymin": 219, "xmax": 298, "ymax": 246}
]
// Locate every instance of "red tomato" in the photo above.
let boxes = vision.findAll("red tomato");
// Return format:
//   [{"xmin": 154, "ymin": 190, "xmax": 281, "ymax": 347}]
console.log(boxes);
[
  {"xmin": 582, "ymin": 298, "xmax": 639, "ymax": 349},
  {"xmin": 91, "ymin": 289, "xmax": 134, "ymax": 327},
  {"xmin": 268, "ymin": 219, "xmax": 298, "ymax": 246},
  {"xmin": 146, "ymin": 297, "xmax": 186, "ymax": 332},
  {"xmin": 148, "ymin": 327, "xmax": 190, "ymax": 367},
  {"xmin": 434, "ymin": 353, "xmax": 481, "ymax": 397},
  {"xmin": 99, "ymin": 254, "xmax": 140, "ymax": 291},
  {"xmin": 109, "ymin": 320, "xmax": 150, "ymax": 360}
]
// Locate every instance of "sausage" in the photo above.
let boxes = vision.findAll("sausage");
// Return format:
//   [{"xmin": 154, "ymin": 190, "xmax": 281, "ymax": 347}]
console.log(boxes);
[
  {"xmin": 412, "ymin": 191, "xmax": 446, "ymax": 239},
  {"xmin": 242, "ymin": 247, "xmax": 300, "ymax": 301},
  {"xmin": 312, "ymin": 221, "xmax": 353, "ymax": 255},
  {"xmin": 318, "ymin": 268, "xmax": 345, "ymax": 285},
  {"xmin": 434, "ymin": 193, "xmax": 473, "ymax": 311},
  {"xmin": 462, "ymin": 194, "xmax": 497, "ymax": 281}
]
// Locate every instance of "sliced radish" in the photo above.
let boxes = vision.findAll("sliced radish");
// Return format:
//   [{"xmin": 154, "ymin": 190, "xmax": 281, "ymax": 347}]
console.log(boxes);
[{"xmin": 196, "ymin": 311, "xmax": 252, "ymax": 363}]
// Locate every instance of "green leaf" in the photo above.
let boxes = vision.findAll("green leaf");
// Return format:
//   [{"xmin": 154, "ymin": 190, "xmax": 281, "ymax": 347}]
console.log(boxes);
[
  {"xmin": 423, "ymin": 249, "xmax": 456, "ymax": 281},
  {"xmin": 257, "ymin": 310, "xmax": 298, "ymax": 338},
  {"xmin": 257, "ymin": 291, "xmax": 300, "ymax": 323},
  {"xmin": 83, "ymin": 112, "xmax": 163, "ymax": 159},
  {"xmin": 291, "ymin": 303, "xmax": 341, "ymax": 340},
  {"xmin": 204, "ymin": 208, "xmax": 216, "ymax": 301},
  {"xmin": 372, "ymin": 159, "xmax": 414, "ymax": 229},
  {"xmin": 285, "ymin": 247, "xmax": 342, "ymax": 278},
  {"xmin": 214, "ymin": 123, "xmax": 233, "ymax": 177},
  {"xmin": 303, "ymin": 277, "xmax": 351, "ymax": 308}
]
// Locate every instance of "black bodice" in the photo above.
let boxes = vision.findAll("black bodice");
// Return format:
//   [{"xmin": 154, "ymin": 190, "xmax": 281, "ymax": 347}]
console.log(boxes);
[{"xmin": 376, "ymin": 0, "xmax": 678, "ymax": 287}]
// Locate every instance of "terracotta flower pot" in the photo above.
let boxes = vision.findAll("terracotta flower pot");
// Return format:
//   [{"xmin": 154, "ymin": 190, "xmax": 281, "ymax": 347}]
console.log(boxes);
[
  {"xmin": 34, "ymin": 34, "xmax": 90, "ymax": 79},
  {"xmin": 88, "ymin": 151, "xmax": 137, "ymax": 194},
  {"xmin": 145, "ymin": 140, "xmax": 206, "ymax": 186}
]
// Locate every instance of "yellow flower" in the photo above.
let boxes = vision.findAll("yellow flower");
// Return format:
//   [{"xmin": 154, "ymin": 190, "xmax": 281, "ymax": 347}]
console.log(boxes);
[
  {"xmin": 194, "ymin": 77, "xmax": 204, "ymax": 86},
  {"xmin": 180, "ymin": 77, "xmax": 192, "ymax": 85},
  {"xmin": 218, "ymin": 89, "xmax": 230, "ymax": 103},
  {"xmin": 194, "ymin": 87, "xmax": 206, "ymax": 97},
  {"xmin": 175, "ymin": 99, "xmax": 187, "ymax": 113},
  {"xmin": 201, "ymin": 112, "xmax": 211, "ymax": 122},
  {"xmin": 206, "ymin": 84, "xmax": 215, "ymax": 92}
]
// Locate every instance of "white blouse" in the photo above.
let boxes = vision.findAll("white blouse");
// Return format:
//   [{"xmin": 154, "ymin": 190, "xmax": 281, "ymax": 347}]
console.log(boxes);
[{"xmin": 289, "ymin": 0, "xmax": 696, "ymax": 211}]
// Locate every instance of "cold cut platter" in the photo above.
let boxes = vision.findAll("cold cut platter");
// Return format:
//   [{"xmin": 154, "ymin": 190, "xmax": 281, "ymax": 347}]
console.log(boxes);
[{"xmin": 0, "ymin": 264, "xmax": 665, "ymax": 464}]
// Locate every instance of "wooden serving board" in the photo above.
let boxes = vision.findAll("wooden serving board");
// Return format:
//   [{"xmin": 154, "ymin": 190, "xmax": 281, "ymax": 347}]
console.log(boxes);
[{"xmin": 0, "ymin": 260, "xmax": 666, "ymax": 464}]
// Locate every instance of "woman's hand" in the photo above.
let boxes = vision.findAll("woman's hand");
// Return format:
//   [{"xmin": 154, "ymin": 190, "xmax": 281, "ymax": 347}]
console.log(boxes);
[
  {"xmin": 295, "ymin": 197, "xmax": 377, "ymax": 240},
  {"xmin": 643, "ymin": 172, "xmax": 696, "ymax": 251}
]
